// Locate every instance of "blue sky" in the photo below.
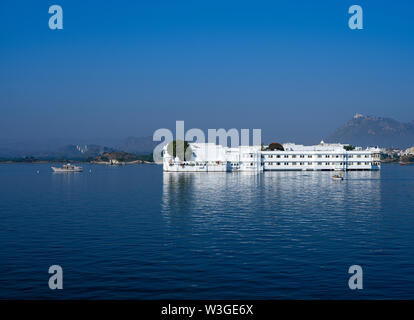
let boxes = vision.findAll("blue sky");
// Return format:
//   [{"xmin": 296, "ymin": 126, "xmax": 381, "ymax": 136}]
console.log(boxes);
[{"xmin": 1, "ymin": 0, "xmax": 413, "ymax": 145}]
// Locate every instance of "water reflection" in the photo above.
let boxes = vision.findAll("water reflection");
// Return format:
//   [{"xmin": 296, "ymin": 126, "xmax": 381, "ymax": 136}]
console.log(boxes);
[
  {"xmin": 51, "ymin": 171, "xmax": 83, "ymax": 184},
  {"xmin": 162, "ymin": 171, "xmax": 382, "ymax": 227}
]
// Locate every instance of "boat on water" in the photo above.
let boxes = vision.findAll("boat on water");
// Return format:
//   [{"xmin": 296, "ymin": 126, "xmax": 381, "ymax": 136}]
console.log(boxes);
[
  {"xmin": 332, "ymin": 174, "xmax": 344, "ymax": 181},
  {"xmin": 51, "ymin": 163, "xmax": 83, "ymax": 172}
]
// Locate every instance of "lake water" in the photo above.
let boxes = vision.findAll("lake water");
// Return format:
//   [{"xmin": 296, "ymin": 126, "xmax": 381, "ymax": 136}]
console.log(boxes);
[{"xmin": 0, "ymin": 163, "xmax": 413, "ymax": 299}]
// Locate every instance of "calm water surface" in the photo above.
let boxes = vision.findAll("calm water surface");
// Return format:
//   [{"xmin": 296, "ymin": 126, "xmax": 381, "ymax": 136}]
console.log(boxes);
[{"xmin": 0, "ymin": 163, "xmax": 413, "ymax": 299}]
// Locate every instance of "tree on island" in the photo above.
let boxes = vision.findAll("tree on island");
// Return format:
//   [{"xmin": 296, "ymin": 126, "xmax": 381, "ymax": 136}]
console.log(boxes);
[
  {"xmin": 343, "ymin": 145, "xmax": 356, "ymax": 151},
  {"xmin": 167, "ymin": 140, "xmax": 193, "ymax": 161},
  {"xmin": 268, "ymin": 142, "xmax": 284, "ymax": 151}
]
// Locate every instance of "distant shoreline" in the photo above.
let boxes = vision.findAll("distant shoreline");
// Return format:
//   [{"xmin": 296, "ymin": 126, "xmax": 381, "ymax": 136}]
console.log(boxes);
[
  {"xmin": 0, "ymin": 151, "xmax": 155, "ymax": 165},
  {"xmin": 381, "ymin": 159, "xmax": 414, "ymax": 164},
  {"xmin": 0, "ymin": 160, "xmax": 156, "ymax": 165},
  {"xmin": 0, "ymin": 161, "xmax": 411, "ymax": 166}
]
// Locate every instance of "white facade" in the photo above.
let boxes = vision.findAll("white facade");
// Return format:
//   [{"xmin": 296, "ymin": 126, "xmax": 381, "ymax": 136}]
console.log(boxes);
[{"xmin": 162, "ymin": 141, "xmax": 381, "ymax": 172}]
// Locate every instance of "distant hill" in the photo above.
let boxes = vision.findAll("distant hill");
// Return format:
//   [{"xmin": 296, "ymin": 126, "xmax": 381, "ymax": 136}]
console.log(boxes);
[
  {"xmin": 0, "ymin": 136, "xmax": 158, "ymax": 159},
  {"xmin": 326, "ymin": 114, "xmax": 414, "ymax": 148},
  {"xmin": 91, "ymin": 151, "xmax": 143, "ymax": 163},
  {"xmin": 116, "ymin": 136, "xmax": 158, "ymax": 154},
  {"xmin": 29, "ymin": 144, "xmax": 114, "ymax": 160},
  {"xmin": 55, "ymin": 144, "xmax": 113, "ymax": 158}
]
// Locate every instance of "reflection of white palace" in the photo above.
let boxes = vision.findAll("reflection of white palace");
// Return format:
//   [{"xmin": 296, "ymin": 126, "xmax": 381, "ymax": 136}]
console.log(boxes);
[{"xmin": 163, "ymin": 141, "xmax": 381, "ymax": 172}]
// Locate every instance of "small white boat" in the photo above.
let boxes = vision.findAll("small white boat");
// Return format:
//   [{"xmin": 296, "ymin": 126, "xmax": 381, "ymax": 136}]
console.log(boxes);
[
  {"xmin": 332, "ymin": 174, "xmax": 344, "ymax": 181},
  {"xmin": 51, "ymin": 163, "xmax": 83, "ymax": 172}
]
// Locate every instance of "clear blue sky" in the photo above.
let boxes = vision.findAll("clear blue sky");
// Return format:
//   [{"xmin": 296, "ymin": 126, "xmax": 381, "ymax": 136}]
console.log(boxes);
[{"xmin": 1, "ymin": 0, "xmax": 413, "ymax": 145}]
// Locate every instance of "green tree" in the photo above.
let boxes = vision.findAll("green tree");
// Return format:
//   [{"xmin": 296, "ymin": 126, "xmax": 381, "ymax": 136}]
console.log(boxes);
[
  {"xmin": 268, "ymin": 142, "xmax": 284, "ymax": 151},
  {"xmin": 167, "ymin": 140, "xmax": 192, "ymax": 161},
  {"xmin": 343, "ymin": 145, "xmax": 355, "ymax": 151}
]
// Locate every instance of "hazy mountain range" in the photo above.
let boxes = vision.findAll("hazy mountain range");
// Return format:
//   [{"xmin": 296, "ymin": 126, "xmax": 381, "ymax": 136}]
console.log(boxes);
[
  {"xmin": 326, "ymin": 114, "xmax": 414, "ymax": 149},
  {"xmin": 1, "ymin": 114, "xmax": 413, "ymax": 159},
  {"xmin": 0, "ymin": 137, "xmax": 159, "ymax": 159},
  {"xmin": 115, "ymin": 136, "xmax": 159, "ymax": 154}
]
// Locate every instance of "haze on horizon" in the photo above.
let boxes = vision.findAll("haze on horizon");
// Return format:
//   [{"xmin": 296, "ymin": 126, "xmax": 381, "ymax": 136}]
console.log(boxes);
[{"xmin": 1, "ymin": 0, "xmax": 413, "ymax": 147}]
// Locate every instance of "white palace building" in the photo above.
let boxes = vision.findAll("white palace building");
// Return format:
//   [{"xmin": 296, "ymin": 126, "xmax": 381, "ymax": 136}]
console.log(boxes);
[{"xmin": 162, "ymin": 141, "xmax": 381, "ymax": 172}]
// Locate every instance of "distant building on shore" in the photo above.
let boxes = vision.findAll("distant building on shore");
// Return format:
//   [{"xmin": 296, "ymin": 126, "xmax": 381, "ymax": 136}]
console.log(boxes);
[{"xmin": 162, "ymin": 141, "xmax": 381, "ymax": 172}]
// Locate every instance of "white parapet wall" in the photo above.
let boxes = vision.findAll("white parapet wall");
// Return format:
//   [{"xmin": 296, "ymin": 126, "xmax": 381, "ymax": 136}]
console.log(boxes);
[{"xmin": 162, "ymin": 141, "xmax": 381, "ymax": 172}]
